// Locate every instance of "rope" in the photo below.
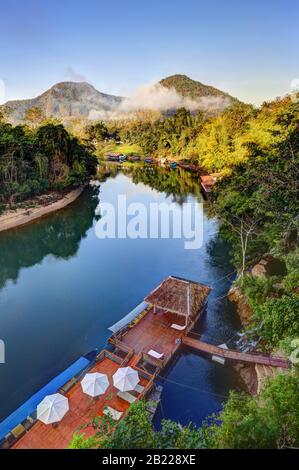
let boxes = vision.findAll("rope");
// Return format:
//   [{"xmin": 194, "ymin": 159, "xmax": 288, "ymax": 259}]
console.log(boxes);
[
  {"xmin": 212, "ymin": 291, "xmax": 230, "ymax": 302},
  {"xmin": 207, "ymin": 269, "xmax": 237, "ymax": 286},
  {"xmin": 156, "ymin": 373, "xmax": 230, "ymax": 400}
]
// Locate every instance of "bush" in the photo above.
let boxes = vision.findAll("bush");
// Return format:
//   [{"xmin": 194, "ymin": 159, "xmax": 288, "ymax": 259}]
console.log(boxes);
[
  {"xmin": 238, "ymin": 274, "xmax": 275, "ymax": 310},
  {"xmin": 283, "ymin": 249, "xmax": 299, "ymax": 293},
  {"xmin": 206, "ymin": 373, "xmax": 299, "ymax": 449},
  {"xmin": 257, "ymin": 294, "xmax": 299, "ymax": 345},
  {"xmin": 69, "ymin": 401, "xmax": 206, "ymax": 449}
]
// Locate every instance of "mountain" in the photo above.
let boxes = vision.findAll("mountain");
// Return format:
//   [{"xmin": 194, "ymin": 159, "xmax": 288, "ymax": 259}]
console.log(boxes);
[
  {"xmin": 2, "ymin": 75, "xmax": 239, "ymax": 124},
  {"xmin": 159, "ymin": 74, "xmax": 237, "ymax": 102},
  {"xmin": 2, "ymin": 81, "xmax": 124, "ymax": 124}
]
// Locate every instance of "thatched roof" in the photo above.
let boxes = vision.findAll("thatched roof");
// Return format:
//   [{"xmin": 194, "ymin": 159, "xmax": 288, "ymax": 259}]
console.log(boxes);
[{"xmin": 144, "ymin": 276, "xmax": 211, "ymax": 318}]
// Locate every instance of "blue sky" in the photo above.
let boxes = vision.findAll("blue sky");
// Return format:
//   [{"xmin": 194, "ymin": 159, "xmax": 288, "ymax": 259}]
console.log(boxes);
[{"xmin": 0, "ymin": 0, "xmax": 298, "ymax": 104}]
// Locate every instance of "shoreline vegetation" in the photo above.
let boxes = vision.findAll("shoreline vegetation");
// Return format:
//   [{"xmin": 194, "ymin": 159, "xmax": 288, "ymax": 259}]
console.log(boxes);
[
  {"xmin": 0, "ymin": 112, "xmax": 97, "ymax": 215},
  {"xmin": 0, "ymin": 186, "xmax": 85, "ymax": 233},
  {"xmin": 0, "ymin": 89, "xmax": 298, "ymax": 449},
  {"xmin": 75, "ymin": 93, "xmax": 298, "ymax": 449}
]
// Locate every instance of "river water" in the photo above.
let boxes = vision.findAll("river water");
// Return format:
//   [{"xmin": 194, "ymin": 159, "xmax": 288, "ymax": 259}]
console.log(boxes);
[{"xmin": 0, "ymin": 167, "xmax": 240, "ymax": 426}]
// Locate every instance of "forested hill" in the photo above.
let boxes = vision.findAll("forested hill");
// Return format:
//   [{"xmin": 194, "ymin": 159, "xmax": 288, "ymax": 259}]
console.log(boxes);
[
  {"xmin": 1, "ymin": 75, "xmax": 238, "ymax": 124},
  {"xmin": 2, "ymin": 82, "xmax": 123, "ymax": 124},
  {"xmin": 160, "ymin": 74, "xmax": 238, "ymax": 102}
]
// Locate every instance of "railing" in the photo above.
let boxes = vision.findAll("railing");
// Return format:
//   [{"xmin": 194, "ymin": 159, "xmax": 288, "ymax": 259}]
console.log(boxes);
[
  {"xmin": 133, "ymin": 362, "xmax": 154, "ymax": 382},
  {"xmin": 109, "ymin": 337, "xmax": 134, "ymax": 354},
  {"xmin": 108, "ymin": 337, "xmax": 135, "ymax": 366},
  {"xmin": 141, "ymin": 352, "xmax": 166, "ymax": 369},
  {"xmin": 139, "ymin": 377, "xmax": 155, "ymax": 400},
  {"xmin": 96, "ymin": 348, "xmax": 123, "ymax": 365},
  {"xmin": 120, "ymin": 349, "xmax": 135, "ymax": 367}
]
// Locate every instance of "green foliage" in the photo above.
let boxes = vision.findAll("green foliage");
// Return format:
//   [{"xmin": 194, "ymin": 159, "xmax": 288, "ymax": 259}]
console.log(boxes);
[
  {"xmin": 85, "ymin": 99, "xmax": 254, "ymax": 165},
  {"xmin": 237, "ymin": 262, "xmax": 299, "ymax": 347},
  {"xmin": 159, "ymin": 74, "xmax": 236, "ymax": 103},
  {"xmin": 256, "ymin": 294, "xmax": 299, "ymax": 345},
  {"xmin": 98, "ymin": 142, "xmax": 143, "ymax": 158},
  {"xmin": 69, "ymin": 401, "xmax": 206, "ymax": 449},
  {"xmin": 283, "ymin": 249, "xmax": 299, "ymax": 292},
  {"xmin": 69, "ymin": 433, "xmax": 97, "ymax": 449},
  {"xmin": 210, "ymin": 97, "xmax": 299, "ymax": 268},
  {"xmin": 0, "ymin": 118, "xmax": 97, "ymax": 206},
  {"xmin": 238, "ymin": 274, "xmax": 275, "ymax": 310},
  {"xmin": 110, "ymin": 108, "xmax": 204, "ymax": 158},
  {"xmin": 196, "ymin": 102, "xmax": 254, "ymax": 171},
  {"xmin": 206, "ymin": 373, "xmax": 299, "ymax": 449},
  {"xmin": 85, "ymin": 121, "xmax": 110, "ymax": 144}
]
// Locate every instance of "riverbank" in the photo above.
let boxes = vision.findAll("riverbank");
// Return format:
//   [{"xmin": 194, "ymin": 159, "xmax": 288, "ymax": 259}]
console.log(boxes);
[
  {"xmin": 0, "ymin": 171, "xmax": 240, "ymax": 437},
  {"xmin": 0, "ymin": 186, "xmax": 85, "ymax": 233}
]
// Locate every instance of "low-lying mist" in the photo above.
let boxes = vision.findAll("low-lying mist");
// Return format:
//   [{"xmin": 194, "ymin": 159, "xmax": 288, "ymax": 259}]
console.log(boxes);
[{"xmin": 88, "ymin": 82, "xmax": 231, "ymax": 120}]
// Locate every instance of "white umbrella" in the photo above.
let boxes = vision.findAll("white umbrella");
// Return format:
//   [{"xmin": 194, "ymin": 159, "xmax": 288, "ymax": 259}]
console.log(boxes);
[
  {"xmin": 81, "ymin": 372, "xmax": 109, "ymax": 397},
  {"xmin": 37, "ymin": 393, "xmax": 69, "ymax": 425},
  {"xmin": 113, "ymin": 366, "xmax": 139, "ymax": 392}
]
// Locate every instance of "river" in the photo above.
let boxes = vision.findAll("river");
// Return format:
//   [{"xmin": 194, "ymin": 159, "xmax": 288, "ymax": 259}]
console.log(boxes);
[{"xmin": 0, "ymin": 167, "xmax": 241, "ymax": 427}]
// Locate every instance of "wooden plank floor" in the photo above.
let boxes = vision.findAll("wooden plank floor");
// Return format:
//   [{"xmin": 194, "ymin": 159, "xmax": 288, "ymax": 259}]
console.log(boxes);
[
  {"xmin": 121, "ymin": 308, "xmax": 184, "ymax": 357},
  {"xmin": 12, "ymin": 304, "xmax": 289, "ymax": 449},
  {"xmin": 182, "ymin": 337, "xmax": 290, "ymax": 368},
  {"xmin": 12, "ymin": 308, "xmax": 183, "ymax": 449},
  {"xmin": 13, "ymin": 356, "xmax": 149, "ymax": 449}
]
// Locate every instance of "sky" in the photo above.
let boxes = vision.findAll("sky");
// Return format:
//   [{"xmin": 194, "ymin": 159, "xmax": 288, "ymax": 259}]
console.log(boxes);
[{"xmin": 0, "ymin": 0, "xmax": 298, "ymax": 105}]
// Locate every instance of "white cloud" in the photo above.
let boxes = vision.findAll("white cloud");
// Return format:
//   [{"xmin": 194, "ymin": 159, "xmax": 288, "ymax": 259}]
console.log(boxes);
[
  {"xmin": 118, "ymin": 82, "xmax": 200, "ymax": 112},
  {"xmin": 88, "ymin": 82, "xmax": 231, "ymax": 121}
]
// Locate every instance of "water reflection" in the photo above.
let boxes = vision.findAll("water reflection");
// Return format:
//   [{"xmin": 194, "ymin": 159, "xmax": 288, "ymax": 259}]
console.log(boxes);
[
  {"xmin": 0, "ymin": 167, "xmax": 202, "ymax": 290},
  {"xmin": 98, "ymin": 164, "xmax": 203, "ymax": 204},
  {"xmin": 0, "ymin": 168, "xmax": 239, "ymax": 424},
  {"xmin": 128, "ymin": 166, "xmax": 202, "ymax": 204},
  {"xmin": 0, "ymin": 188, "xmax": 98, "ymax": 289}
]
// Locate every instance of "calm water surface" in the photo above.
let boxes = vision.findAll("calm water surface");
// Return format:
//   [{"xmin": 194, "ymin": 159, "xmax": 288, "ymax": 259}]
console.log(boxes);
[{"xmin": 0, "ymin": 168, "xmax": 240, "ymax": 425}]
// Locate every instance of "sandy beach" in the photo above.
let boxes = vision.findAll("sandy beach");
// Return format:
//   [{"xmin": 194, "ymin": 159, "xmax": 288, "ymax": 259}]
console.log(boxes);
[{"xmin": 0, "ymin": 186, "xmax": 85, "ymax": 233}]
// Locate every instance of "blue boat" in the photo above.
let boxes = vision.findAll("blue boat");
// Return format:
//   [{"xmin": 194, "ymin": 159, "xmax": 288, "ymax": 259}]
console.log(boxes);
[{"xmin": 170, "ymin": 162, "xmax": 177, "ymax": 169}]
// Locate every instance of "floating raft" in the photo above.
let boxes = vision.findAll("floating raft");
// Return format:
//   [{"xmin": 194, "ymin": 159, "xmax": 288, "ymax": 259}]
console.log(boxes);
[
  {"xmin": 8, "ymin": 275, "xmax": 290, "ymax": 449},
  {"xmin": 0, "ymin": 350, "xmax": 97, "ymax": 443}
]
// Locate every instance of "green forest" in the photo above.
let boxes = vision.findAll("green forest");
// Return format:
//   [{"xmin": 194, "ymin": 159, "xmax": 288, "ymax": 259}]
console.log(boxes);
[{"xmin": 0, "ymin": 111, "xmax": 97, "ymax": 211}]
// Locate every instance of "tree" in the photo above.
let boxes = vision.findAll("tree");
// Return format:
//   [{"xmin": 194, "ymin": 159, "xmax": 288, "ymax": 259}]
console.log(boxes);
[
  {"xmin": 220, "ymin": 212, "xmax": 261, "ymax": 276},
  {"xmin": 256, "ymin": 294, "xmax": 299, "ymax": 345},
  {"xmin": 0, "ymin": 115, "xmax": 97, "ymax": 207},
  {"xmin": 85, "ymin": 121, "xmax": 109, "ymax": 143},
  {"xmin": 206, "ymin": 373, "xmax": 299, "ymax": 449}
]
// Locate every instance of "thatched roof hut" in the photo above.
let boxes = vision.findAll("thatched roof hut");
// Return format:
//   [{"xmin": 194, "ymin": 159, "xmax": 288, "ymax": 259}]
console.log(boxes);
[{"xmin": 144, "ymin": 275, "xmax": 211, "ymax": 319}]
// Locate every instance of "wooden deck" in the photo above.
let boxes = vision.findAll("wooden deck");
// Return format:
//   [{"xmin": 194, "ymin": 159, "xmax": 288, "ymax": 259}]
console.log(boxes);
[
  {"xmin": 121, "ymin": 308, "xmax": 185, "ymax": 356},
  {"xmin": 182, "ymin": 337, "xmax": 290, "ymax": 368},
  {"xmin": 10, "ymin": 276, "xmax": 290, "ymax": 449},
  {"xmin": 13, "ymin": 352, "xmax": 152, "ymax": 449}
]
